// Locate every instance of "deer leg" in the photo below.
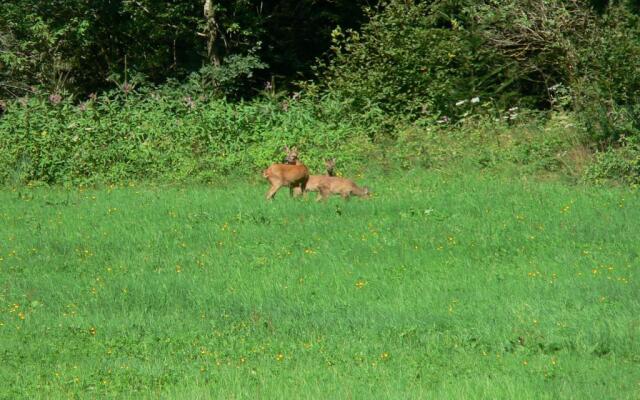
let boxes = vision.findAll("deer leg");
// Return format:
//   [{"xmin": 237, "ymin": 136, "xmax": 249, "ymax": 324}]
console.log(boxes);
[
  {"xmin": 290, "ymin": 177, "xmax": 307, "ymax": 198},
  {"xmin": 266, "ymin": 183, "xmax": 281, "ymax": 200},
  {"xmin": 318, "ymin": 187, "xmax": 329, "ymax": 202}
]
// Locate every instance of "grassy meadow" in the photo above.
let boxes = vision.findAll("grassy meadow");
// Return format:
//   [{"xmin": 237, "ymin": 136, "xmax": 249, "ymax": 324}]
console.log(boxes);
[{"xmin": 1, "ymin": 171, "xmax": 639, "ymax": 398}]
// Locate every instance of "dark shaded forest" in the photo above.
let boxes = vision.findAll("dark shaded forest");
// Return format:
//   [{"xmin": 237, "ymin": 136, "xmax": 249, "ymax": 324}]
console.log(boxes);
[{"xmin": 1, "ymin": 0, "xmax": 371, "ymax": 97}]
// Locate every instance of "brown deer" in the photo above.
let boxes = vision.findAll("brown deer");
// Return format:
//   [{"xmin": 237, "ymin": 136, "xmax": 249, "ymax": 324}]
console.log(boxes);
[
  {"xmin": 282, "ymin": 145, "xmax": 300, "ymax": 164},
  {"xmin": 294, "ymin": 158, "xmax": 370, "ymax": 201},
  {"xmin": 262, "ymin": 146, "xmax": 309, "ymax": 200},
  {"xmin": 316, "ymin": 176, "xmax": 370, "ymax": 201},
  {"xmin": 293, "ymin": 158, "xmax": 335, "ymax": 200}
]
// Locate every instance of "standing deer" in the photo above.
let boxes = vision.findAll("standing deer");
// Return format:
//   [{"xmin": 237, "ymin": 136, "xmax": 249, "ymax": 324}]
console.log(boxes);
[
  {"xmin": 282, "ymin": 145, "xmax": 300, "ymax": 164},
  {"xmin": 262, "ymin": 146, "xmax": 309, "ymax": 200}
]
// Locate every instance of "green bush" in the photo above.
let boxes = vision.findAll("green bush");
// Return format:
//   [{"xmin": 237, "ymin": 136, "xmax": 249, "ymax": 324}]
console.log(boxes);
[
  {"xmin": 311, "ymin": 0, "xmax": 602, "ymax": 123},
  {"xmin": 573, "ymin": 5, "xmax": 640, "ymax": 145},
  {"xmin": 387, "ymin": 110, "xmax": 586, "ymax": 178},
  {"xmin": 583, "ymin": 135, "xmax": 640, "ymax": 185},
  {"xmin": 189, "ymin": 53, "xmax": 268, "ymax": 99},
  {"xmin": 309, "ymin": 1, "xmax": 485, "ymax": 122},
  {"xmin": 0, "ymin": 88, "xmax": 377, "ymax": 185}
]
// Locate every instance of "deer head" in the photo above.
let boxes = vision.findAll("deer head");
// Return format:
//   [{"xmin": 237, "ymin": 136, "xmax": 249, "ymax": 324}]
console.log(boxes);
[
  {"xmin": 283, "ymin": 146, "xmax": 300, "ymax": 164},
  {"xmin": 325, "ymin": 158, "xmax": 336, "ymax": 176}
]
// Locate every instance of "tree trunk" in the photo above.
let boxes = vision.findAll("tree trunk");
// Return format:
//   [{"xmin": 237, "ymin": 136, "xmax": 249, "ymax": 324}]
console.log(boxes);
[{"xmin": 204, "ymin": 0, "xmax": 222, "ymax": 67}]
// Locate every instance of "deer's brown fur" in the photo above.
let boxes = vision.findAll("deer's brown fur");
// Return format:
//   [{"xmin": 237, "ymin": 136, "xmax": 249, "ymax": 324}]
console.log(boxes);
[
  {"xmin": 263, "ymin": 146, "xmax": 309, "ymax": 200},
  {"xmin": 293, "ymin": 159, "xmax": 369, "ymax": 201},
  {"xmin": 315, "ymin": 176, "xmax": 370, "ymax": 201}
]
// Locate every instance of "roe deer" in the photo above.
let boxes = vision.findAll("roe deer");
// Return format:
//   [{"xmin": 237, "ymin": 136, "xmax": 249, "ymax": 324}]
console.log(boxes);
[
  {"xmin": 263, "ymin": 146, "xmax": 309, "ymax": 200},
  {"xmin": 283, "ymin": 145, "xmax": 300, "ymax": 164},
  {"xmin": 293, "ymin": 158, "xmax": 336, "ymax": 199},
  {"xmin": 325, "ymin": 158, "xmax": 336, "ymax": 176},
  {"xmin": 294, "ymin": 159, "xmax": 370, "ymax": 202},
  {"xmin": 316, "ymin": 176, "xmax": 370, "ymax": 201}
]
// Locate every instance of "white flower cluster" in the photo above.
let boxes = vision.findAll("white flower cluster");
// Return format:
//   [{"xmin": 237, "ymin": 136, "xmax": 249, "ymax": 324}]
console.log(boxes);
[
  {"xmin": 505, "ymin": 106, "xmax": 518, "ymax": 120},
  {"xmin": 455, "ymin": 96, "xmax": 480, "ymax": 107}
]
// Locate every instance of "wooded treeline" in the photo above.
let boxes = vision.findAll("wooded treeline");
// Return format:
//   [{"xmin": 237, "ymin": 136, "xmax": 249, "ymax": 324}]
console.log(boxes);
[
  {"xmin": 1, "ymin": 0, "xmax": 640, "ymax": 185},
  {"xmin": 0, "ymin": 0, "xmax": 368, "ymax": 97},
  {"xmin": 2, "ymin": 1, "xmax": 639, "ymax": 116}
]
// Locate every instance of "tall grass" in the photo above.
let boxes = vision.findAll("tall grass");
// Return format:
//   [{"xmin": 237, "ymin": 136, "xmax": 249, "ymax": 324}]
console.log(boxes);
[
  {"xmin": 1, "ymin": 171, "xmax": 638, "ymax": 398},
  {"xmin": 0, "ymin": 91, "xmax": 378, "ymax": 185},
  {"xmin": 0, "ymin": 89, "xmax": 599, "ymax": 187}
]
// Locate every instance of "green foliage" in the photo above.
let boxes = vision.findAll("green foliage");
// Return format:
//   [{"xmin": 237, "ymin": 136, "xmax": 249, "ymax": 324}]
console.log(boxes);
[
  {"xmin": 583, "ymin": 135, "xmax": 640, "ymax": 185},
  {"xmin": 1, "ymin": 173, "xmax": 639, "ymax": 397},
  {"xmin": 3, "ymin": 0, "xmax": 640, "ymax": 185},
  {"xmin": 388, "ymin": 111, "xmax": 586, "ymax": 180},
  {"xmin": 0, "ymin": 3, "xmax": 72, "ymax": 96},
  {"xmin": 471, "ymin": 0, "xmax": 594, "ymax": 107},
  {"xmin": 0, "ymin": 88, "xmax": 591, "ymax": 186},
  {"xmin": 191, "ymin": 53, "xmax": 268, "ymax": 99},
  {"xmin": 313, "ymin": 0, "xmax": 600, "ymax": 121},
  {"xmin": 0, "ymin": 0, "xmax": 205, "ymax": 95},
  {"xmin": 313, "ymin": 1, "xmax": 484, "ymax": 121},
  {"xmin": 574, "ymin": 4, "xmax": 640, "ymax": 145},
  {"xmin": 307, "ymin": 0, "xmax": 640, "ymax": 184},
  {"xmin": 575, "ymin": 89, "xmax": 640, "ymax": 146},
  {"xmin": 509, "ymin": 136, "xmax": 566, "ymax": 173},
  {"xmin": 0, "ymin": 89, "xmax": 377, "ymax": 185},
  {"xmin": 0, "ymin": 0, "xmax": 369, "ymax": 97}
]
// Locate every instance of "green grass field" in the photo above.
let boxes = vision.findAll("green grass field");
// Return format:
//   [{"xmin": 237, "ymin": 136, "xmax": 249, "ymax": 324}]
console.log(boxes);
[{"xmin": 1, "ymin": 171, "xmax": 639, "ymax": 399}]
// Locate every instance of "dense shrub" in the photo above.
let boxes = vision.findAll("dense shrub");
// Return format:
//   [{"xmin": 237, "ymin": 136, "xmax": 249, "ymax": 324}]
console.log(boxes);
[
  {"xmin": 311, "ymin": 0, "xmax": 599, "ymax": 121},
  {"xmin": 305, "ymin": 0, "xmax": 640, "ymax": 184},
  {"xmin": 583, "ymin": 136, "xmax": 640, "ymax": 185},
  {"xmin": 0, "ymin": 88, "xmax": 377, "ymax": 185},
  {"xmin": 574, "ymin": 4, "xmax": 640, "ymax": 145},
  {"xmin": 0, "ymin": 0, "xmax": 370, "ymax": 98},
  {"xmin": 388, "ymin": 110, "xmax": 587, "ymax": 179},
  {"xmin": 309, "ymin": 1, "xmax": 486, "ymax": 121}
]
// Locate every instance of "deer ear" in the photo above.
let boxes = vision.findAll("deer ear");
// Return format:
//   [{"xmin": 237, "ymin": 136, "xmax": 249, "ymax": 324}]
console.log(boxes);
[
  {"xmin": 292, "ymin": 146, "xmax": 298, "ymax": 152},
  {"xmin": 283, "ymin": 145, "xmax": 290, "ymax": 152}
]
